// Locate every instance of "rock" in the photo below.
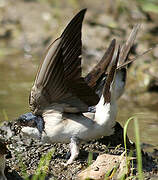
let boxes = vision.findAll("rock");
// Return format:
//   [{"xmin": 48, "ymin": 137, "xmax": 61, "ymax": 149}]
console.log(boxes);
[{"xmin": 77, "ymin": 153, "xmax": 132, "ymax": 180}]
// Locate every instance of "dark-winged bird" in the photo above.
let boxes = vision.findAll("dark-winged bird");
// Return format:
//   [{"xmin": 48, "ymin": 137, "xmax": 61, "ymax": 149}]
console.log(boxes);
[{"xmin": 17, "ymin": 9, "xmax": 139, "ymax": 165}]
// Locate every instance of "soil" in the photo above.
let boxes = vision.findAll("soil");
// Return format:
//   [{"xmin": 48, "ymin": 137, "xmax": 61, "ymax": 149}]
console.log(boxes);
[{"xmin": 0, "ymin": 121, "xmax": 158, "ymax": 180}]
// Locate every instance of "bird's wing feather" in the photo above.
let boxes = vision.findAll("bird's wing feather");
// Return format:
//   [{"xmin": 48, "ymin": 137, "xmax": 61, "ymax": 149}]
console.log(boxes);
[
  {"xmin": 29, "ymin": 9, "xmax": 99, "ymax": 114},
  {"xmin": 85, "ymin": 39, "xmax": 116, "ymax": 88},
  {"xmin": 103, "ymin": 47, "xmax": 120, "ymax": 103}
]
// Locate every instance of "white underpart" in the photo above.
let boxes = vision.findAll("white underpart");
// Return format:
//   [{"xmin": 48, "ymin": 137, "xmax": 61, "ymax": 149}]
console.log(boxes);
[
  {"xmin": 0, "ymin": 155, "xmax": 7, "ymax": 180},
  {"xmin": 22, "ymin": 83, "xmax": 117, "ymax": 165},
  {"xmin": 94, "ymin": 95, "xmax": 116, "ymax": 135},
  {"xmin": 22, "ymin": 127, "xmax": 40, "ymax": 138}
]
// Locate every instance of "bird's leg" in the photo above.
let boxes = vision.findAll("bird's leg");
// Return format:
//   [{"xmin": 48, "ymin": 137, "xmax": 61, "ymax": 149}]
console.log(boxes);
[{"xmin": 66, "ymin": 137, "xmax": 80, "ymax": 165}]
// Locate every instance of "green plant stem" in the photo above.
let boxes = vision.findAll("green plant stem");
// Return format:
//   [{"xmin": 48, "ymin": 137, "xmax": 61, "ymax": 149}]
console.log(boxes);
[{"xmin": 134, "ymin": 118, "xmax": 143, "ymax": 180}]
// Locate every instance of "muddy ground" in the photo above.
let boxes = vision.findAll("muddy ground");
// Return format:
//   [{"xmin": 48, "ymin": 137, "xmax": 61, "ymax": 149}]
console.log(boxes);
[{"xmin": 0, "ymin": 121, "xmax": 158, "ymax": 179}]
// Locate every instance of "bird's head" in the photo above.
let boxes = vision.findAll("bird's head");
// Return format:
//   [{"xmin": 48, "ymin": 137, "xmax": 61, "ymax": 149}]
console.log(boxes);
[
  {"xmin": 16, "ymin": 112, "xmax": 44, "ymax": 135},
  {"xmin": 17, "ymin": 112, "xmax": 37, "ymax": 127}
]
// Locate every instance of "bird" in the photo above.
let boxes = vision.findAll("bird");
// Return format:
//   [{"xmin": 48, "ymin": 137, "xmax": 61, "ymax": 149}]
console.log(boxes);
[
  {"xmin": 16, "ymin": 9, "xmax": 139, "ymax": 165},
  {"xmin": 0, "ymin": 139, "xmax": 8, "ymax": 180}
]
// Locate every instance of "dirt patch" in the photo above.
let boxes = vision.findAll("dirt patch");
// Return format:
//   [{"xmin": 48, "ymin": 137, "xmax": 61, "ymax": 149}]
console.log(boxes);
[{"xmin": 0, "ymin": 121, "xmax": 157, "ymax": 179}]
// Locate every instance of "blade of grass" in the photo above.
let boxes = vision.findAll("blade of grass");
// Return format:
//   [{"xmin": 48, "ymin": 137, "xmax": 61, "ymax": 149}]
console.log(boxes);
[
  {"xmin": 31, "ymin": 148, "xmax": 54, "ymax": 180},
  {"xmin": 134, "ymin": 118, "xmax": 144, "ymax": 180},
  {"xmin": 123, "ymin": 116, "xmax": 136, "ymax": 179},
  {"xmin": 123, "ymin": 116, "xmax": 136, "ymax": 156},
  {"xmin": 41, "ymin": 149, "xmax": 54, "ymax": 179},
  {"xmin": 2, "ymin": 109, "xmax": 9, "ymax": 121},
  {"xmin": 87, "ymin": 152, "xmax": 93, "ymax": 166},
  {"xmin": 18, "ymin": 155, "xmax": 29, "ymax": 180},
  {"xmin": 104, "ymin": 163, "xmax": 120, "ymax": 180}
]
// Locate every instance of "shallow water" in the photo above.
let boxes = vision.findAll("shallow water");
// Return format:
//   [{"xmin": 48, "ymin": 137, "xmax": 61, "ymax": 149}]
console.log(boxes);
[
  {"xmin": 118, "ymin": 96, "xmax": 158, "ymax": 151},
  {"xmin": 0, "ymin": 53, "xmax": 37, "ymax": 121},
  {"xmin": 0, "ymin": 53, "xmax": 157, "ymax": 151}
]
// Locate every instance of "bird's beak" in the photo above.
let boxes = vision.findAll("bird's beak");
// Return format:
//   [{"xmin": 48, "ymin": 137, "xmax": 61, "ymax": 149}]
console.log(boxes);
[{"xmin": 15, "ymin": 118, "xmax": 24, "ymax": 126}]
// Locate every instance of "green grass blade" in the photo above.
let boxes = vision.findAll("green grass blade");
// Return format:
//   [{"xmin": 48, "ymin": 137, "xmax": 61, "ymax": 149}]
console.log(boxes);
[
  {"xmin": 31, "ymin": 148, "xmax": 54, "ymax": 180},
  {"xmin": 87, "ymin": 152, "xmax": 93, "ymax": 166},
  {"xmin": 123, "ymin": 116, "xmax": 135, "ymax": 155},
  {"xmin": 18, "ymin": 155, "xmax": 29, "ymax": 180},
  {"xmin": 134, "ymin": 118, "xmax": 144, "ymax": 180},
  {"xmin": 2, "ymin": 109, "xmax": 9, "ymax": 121}
]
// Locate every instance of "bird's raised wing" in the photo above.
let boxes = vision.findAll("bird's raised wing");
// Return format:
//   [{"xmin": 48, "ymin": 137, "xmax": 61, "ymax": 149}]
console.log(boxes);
[
  {"xmin": 29, "ymin": 9, "xmax": 100, "ymax": 115},
  {"xmin": 85, "ymin": 39, "xmax": 116, "ymax": 88}
]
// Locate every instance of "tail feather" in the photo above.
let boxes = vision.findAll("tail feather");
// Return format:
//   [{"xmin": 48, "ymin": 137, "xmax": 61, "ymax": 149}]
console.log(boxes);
[
  {"xmin": 119, "ymin": 24, "xmax": 140, "ymax": 66},
  {"xmin": 114, "ymin": 24, "xmax": 140, "ymax": 99}
]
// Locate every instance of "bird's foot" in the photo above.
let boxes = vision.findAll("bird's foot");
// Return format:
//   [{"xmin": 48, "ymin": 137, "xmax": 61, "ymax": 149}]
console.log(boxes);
[{"xmin": 62, "ymin": 137, "xmax": 80, "ymax": 166}]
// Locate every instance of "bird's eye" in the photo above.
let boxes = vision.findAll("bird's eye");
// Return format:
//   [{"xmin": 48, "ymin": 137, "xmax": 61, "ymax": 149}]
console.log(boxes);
[{"xmin": 19, "ymin": 118, "xmax": 26, "ymax": 124}]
